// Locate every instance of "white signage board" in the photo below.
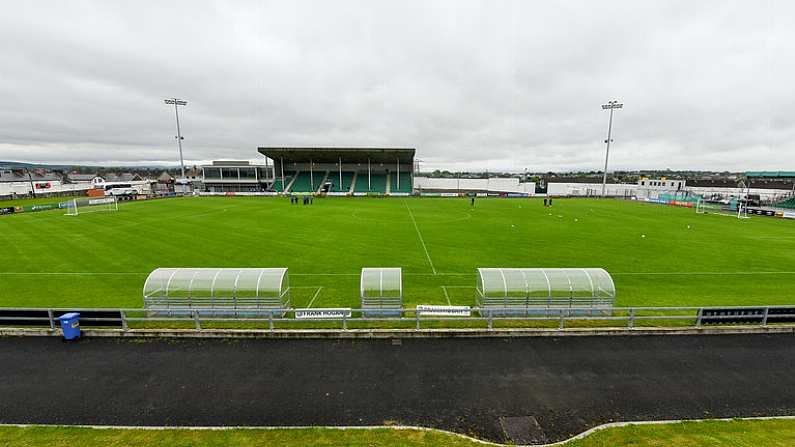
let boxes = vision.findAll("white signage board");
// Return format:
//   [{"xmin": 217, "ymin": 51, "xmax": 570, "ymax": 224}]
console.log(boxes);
[
  {"xmin": 416, "ymin": 305, "xmax": 471, "ymax": 317},
  {"xmin": 295, "ymin": 308, "xmax": 352, "ymax": 319}
]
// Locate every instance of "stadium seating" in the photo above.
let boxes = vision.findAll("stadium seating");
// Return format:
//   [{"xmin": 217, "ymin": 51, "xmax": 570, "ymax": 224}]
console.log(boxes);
[
  {"xmin": 327, "ymin": 172, "xmax": 354, "ymax": 192},
  {"xmin": 389, "ymin": 173, "xmax": 412, "ymax": 193},
  {"xmin": 776, "ymin": 196, "xmax": 795, "ymax": 209},
  {"xmin": 290, "ymin": 171, "xmax": 322, "ymax": 192},
  {"xmin": 271, "ymin": 171, "xmax": 294, "ymax": 192},
  {"xmin": 354, "ymin": 173, "xmax": 387, "ymax": 193}
]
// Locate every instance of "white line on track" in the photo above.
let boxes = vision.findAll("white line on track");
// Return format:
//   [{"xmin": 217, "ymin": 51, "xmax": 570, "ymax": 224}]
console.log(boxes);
[
  {"xmin": 306, "ymin": 287, "xmax": 323, "ymax": 308},
  {"xmin": 402, "ymin": 199, "xmax": 437, "ymax": 275},
  {"xmin": 441, "ymin": 286, "xmax": 452, "ymax": 305}
]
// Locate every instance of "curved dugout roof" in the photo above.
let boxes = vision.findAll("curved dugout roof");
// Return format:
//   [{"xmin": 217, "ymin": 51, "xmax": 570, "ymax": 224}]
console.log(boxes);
[
  {"xmin": 477, "ymin": 268, "xmax": 615, "ymax": 299},
  {"xmin": 360, "ymin": 268, "xmax": 402, "ymax": 299},
  {"xmin": 143, "ymin": 268, "xmax": 289, "ymax": 299}
]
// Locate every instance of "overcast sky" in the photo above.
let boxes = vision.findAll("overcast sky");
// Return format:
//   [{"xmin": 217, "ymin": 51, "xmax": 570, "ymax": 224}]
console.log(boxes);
[{"xmin": 0, "ymin": 1, "xmax": 792, "ymax": 171}]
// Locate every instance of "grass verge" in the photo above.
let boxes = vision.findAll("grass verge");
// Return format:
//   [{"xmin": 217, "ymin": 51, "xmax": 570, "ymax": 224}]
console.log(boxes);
[{"xmin": 1, "ymin": 418, "xmax": 794, "ymax": 446}]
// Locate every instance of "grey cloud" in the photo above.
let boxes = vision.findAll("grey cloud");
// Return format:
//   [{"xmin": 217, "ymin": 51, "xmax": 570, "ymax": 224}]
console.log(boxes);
[{"xmin": 0, "ymin": 0, "xmax": 792, "ymax": 171}]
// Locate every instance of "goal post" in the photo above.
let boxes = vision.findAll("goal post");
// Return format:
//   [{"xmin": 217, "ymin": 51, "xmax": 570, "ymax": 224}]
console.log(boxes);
[
  {"xmin": 696, "ymin": 197, "xmax": 749, "ymax": 219},
  {"xmin": 695, "ymin": 198, "xmax": 720, "ymax": 214},
  {"xmin": 64, "ymin": 198, "xmax": 79, "ymax": 216},
  {"xmin": 64, "ymin": 196, "xmax": 118, "ymax": 216}
]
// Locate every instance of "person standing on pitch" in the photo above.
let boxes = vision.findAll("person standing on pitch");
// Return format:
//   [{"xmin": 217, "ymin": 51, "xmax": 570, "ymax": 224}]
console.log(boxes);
[{"xmin": 471, "ymin": 196, "xmax": 475, "ymax": 206}]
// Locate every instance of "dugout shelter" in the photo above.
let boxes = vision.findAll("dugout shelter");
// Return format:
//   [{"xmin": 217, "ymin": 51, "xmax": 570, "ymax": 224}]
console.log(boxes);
[
  {"xmin": 143, "ymin": 268, "xmax": 290, "ymax": 316},
  {"xmin": 476, "ymin": 268, "xmax": 615, "ymax": 316},
  {"xmin": 360, "ymin": 267, "xmax": 403, "ymax": 316}
]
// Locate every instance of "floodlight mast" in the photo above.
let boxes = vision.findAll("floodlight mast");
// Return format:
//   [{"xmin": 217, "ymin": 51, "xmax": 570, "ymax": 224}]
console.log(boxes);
[
  {"xmin": 164, "ymin": 98, "xmax": 188, "ymax": 178},
  {"xmin": 600, "ymin": 100, "xmax": 623, "ymax": 197}
]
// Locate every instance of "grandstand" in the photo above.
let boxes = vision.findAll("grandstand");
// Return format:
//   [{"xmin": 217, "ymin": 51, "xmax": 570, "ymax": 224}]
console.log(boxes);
[
  {"xmin": 326, "ymin": 171, "xmax": 354, "ymax": 193},
  {"xmin": 259, "ymin": 147, "xmax": 415, "ymax": 195}
]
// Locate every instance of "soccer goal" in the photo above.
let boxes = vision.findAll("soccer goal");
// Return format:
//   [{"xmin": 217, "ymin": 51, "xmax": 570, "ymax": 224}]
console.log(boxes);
[
  {"xmin": 64, "ymin": 197, "xmax": 119, "ymax": 216},
  {"xmin": 696, "ymin": 197, "xmax": 749, "ymax": 219}
]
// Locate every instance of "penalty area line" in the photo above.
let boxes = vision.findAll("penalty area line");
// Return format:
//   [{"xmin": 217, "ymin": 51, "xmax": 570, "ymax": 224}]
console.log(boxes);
[
  {"xmin": 441, "ymin": 286, "xmax": 452, "ymax": 305},
  {"xmin": 306, "ymin": 287, "xmax": 323, "ymax": 308}
]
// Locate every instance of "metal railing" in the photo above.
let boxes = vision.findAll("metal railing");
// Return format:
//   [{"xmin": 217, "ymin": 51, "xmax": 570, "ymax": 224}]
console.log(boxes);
[{"xmin": 1, "ymin": 305, "xmax": 795, "ymax": 332}]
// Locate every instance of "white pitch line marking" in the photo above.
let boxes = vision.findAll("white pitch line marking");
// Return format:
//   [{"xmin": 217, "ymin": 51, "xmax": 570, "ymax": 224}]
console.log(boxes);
[
  {"xmin": 441, "ymin": 286, "xmax": 452, "ymax": 305},
  {"xmin": 403, "ymin": 200, "xmax": 437, "ymax": 275},
  {"xmin": 306, "ymin": 287, "xmax": 323, "ymax": 308},
  {"xmin": 4, "ymin": 271, "xmax": 795, "ymax": 277}
]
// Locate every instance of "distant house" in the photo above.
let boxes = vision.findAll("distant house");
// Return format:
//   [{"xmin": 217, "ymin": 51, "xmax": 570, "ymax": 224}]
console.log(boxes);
[
  {"xmin": 154, "ymin": 171, "xmax": 175, "ymax": 194},
  {"xmin": 0, "ymin": 169, "xmax": 61, "ymax": 184},
  {"xmin": 102, "ymin": 173, "xmax": 144, "ymax": 183},
  {"xmin": 157, "ymin": 171, "xmax": 174, "ymax": 183},
  {"xmin": 0, "ymin": 169, "xmax": 65, "ymax": 196},
  {"xmin": 184, "ymin": 166, "xmax": 202, "ymax": 182},
  {"xmin": 66, "ymin": 173, "xmax": 98, "ymax": 183}
]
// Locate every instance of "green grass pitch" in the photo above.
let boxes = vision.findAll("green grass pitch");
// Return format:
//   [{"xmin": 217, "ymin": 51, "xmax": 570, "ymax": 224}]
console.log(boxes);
[{"xmin": 0, "ymin": 196, "xmax": 793, "ymax": 309}]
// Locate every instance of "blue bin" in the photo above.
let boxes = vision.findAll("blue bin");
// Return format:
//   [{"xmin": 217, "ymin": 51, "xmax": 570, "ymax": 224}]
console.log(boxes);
[{"xmin": 58, "ymin": 312, "xmax": 81, "ymax": 340}]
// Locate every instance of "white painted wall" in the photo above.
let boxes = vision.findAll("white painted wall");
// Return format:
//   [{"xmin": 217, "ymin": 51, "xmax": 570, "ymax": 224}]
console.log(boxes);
[
  {"xmin": 414, "ymin": 177, "xmax": 535, "ymax": 194},
  {"xmin": 547, "ymin": 182, "xmax": 793, "ymax": 201},
  {"xmin": 0, "ymin": 181, "xmax": 93, "ymax": 196},
  {"xmin": 547, "ymin": 182, "xmax": 637, "ymax": 197}
]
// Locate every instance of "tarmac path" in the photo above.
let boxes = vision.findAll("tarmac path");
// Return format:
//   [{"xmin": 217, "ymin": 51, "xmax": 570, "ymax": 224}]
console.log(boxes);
[{"xmin": 1, "ymin": 334, "xmax": 793, "ymax": 443}]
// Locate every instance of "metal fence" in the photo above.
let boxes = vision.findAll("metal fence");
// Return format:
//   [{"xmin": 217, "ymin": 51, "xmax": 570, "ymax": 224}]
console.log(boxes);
[{"xmin": 1, "ymin": 305, "xmax": 795, "ymax": 332}]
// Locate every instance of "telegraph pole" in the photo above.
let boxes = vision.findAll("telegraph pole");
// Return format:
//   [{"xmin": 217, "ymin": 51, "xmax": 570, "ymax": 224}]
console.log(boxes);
[{"xmin": 600, "ymin": 100, "xmax": 623, "ymax": 197}]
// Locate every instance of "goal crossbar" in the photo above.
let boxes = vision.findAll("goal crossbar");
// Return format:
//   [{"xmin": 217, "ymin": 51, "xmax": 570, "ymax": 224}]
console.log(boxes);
[
  {"xmin": 695, "ymin": 198, "xmax": 749, "ymax": 219},
  {"xmin": 64, "ymin": 197, "xmax": 119, "ymax": 216}
]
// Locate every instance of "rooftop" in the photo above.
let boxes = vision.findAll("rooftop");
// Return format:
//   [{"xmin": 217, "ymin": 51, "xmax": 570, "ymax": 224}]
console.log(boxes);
[
  {"xmin": 258, "ymin": 147, "xmax": 415, "ymax": 164},
  {"xmin": 746, "ymin": 171, "xmax": 795, "ymax": 178}
]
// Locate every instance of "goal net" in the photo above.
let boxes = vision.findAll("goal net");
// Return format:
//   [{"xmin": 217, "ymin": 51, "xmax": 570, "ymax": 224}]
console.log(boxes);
[
  {"xmin": 696, "ymin": 197, "xmax": 749, "ymax": 219},
  {"xmin": 64, "ymin": 197, "xmax": 118, "ymax": 216}
]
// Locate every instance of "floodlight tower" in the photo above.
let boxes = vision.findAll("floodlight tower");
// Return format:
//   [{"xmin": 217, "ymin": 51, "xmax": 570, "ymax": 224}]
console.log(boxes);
[
  {"xmin": 600, "ymin": 100, "xmax": 623, "ymax": 197},
  {"xmin": 164, "ymin": 98, "xmax": 188, "ymax": 178}
]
